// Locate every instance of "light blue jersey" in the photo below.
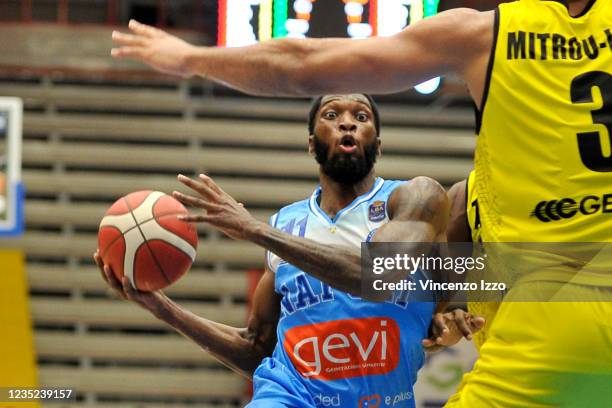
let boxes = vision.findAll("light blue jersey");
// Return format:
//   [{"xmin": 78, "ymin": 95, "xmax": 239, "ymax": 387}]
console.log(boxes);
[{"xmin": 249, "ymin": 178, "xmax": 435, "ymax": 408}]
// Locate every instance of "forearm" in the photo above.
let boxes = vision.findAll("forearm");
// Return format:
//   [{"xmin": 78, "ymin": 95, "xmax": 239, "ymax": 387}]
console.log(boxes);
[
  {"xmin": 114, "ymin": 9, "xmax": 489, "ymax": 96},
  {"xmin": 246, "ymin": 222, "xmax": 439, "ymax": 301},
  {"xmin": 185, "ymin": 38, "xmax": 340, "ymax": 97},
  {"xmin": 154, "ymin": 298, "xmax": 266, "ymax": 378},
  {"xmin": 248, "ymin": 222, "xmax": 363, "ymax": 295},
  {"xmin": 185, "ymin": 37, "xmax": 421, "ymax": 97}
]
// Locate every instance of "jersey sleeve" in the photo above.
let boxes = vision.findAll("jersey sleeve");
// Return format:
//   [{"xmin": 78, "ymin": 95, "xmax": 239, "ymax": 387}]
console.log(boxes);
[{"xmin": 265, "ymin": 212, "xmax": 281, "ymax": 274}]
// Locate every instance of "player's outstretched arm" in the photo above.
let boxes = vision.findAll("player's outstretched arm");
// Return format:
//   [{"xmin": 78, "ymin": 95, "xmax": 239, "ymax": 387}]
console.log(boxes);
[
  {"xmin": 94, "ymin": 251, "xmax": 279, "ymax": 379},
  {"xmin": 174, "ymin": 174, "xmax": 448, "ymax": 302},
  {"xmin": 111, "ymin": 10, "xmax": 492, "ymax": 97}
]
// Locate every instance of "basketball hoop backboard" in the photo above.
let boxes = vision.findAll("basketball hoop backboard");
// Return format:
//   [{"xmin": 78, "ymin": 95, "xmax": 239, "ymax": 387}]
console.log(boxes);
[{"xmin": 0, "ymin": 97, "xmax": 23, "ymax": 237}]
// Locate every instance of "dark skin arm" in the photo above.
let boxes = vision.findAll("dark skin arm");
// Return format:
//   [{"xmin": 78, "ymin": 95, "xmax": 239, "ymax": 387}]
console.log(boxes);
[
  {"xmin": 435, "ymin": 179, "xmax": 472, "ymax": 296},
  {"xmin": 94, "ymin": 251, "xmax": 280, "ymax": 379},
  {"xmin": 446, "ymin": 179, "xmax": 471, "ymax": 243},
  {"xmin": 174, "ymin": 174, "xmax": 483, "ymax": 348},
  {"xmin": 110, "ymin": 9, "xmax": 493, "ymax": 105},
  {"xmin": 174, "ymin": 174, "xmax": 448, "ymax": 301}
]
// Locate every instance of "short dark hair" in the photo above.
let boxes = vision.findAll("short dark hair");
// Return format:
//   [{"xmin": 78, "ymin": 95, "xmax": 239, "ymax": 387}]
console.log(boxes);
[{"xmin": 308, "ymin": 94, "xmax": 381, "ymax": 137}]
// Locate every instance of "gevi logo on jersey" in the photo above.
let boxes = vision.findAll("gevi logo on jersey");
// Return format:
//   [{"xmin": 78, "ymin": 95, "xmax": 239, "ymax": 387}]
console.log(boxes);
[{"xmin": 283, "ymin": 317, "xmax": 400, "ymax": 380}]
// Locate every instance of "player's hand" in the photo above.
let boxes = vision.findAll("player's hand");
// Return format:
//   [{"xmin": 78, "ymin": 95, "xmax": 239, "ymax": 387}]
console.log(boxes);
[
  {"xmin": 422, "ymin": 308, "xmax": 485, "ymax": 349},
  {"xmin": 173, "ymin": 174, "xmax": 261, "ymax": 241},
  {"xmin": 93, "ymin": 250, "xmax": 171, "ymax": 317},
  {"xmin": 111, "ymin": 20, "xmax": 197, "ymax": 78}
]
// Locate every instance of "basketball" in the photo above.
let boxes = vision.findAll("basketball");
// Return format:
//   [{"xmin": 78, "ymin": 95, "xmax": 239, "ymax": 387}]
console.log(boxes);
[{"xmin": 98, "ymin": 191, "xmax": 198, "ymax": 292}]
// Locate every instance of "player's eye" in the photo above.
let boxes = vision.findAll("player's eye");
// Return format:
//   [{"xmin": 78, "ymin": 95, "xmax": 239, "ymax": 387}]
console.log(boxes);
[
  {"xmin": 356, "ymin": 112, "xmax": 369, "ymax": 122},
  {"xmin": 323, "ymin": 111, "xmax": 338, "ymax": 119}
]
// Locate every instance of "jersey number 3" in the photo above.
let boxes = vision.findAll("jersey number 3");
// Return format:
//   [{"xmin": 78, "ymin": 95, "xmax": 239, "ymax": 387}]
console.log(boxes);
[{"xmin": 570, "ymin": 71, "xmax": 612, "ymax": 172}]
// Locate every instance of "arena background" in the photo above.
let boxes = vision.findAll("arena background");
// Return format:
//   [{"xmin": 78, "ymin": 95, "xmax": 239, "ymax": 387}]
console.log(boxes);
[{"xmin": 0, "ymin": 1, "xmax": 506, "ymax": 407}]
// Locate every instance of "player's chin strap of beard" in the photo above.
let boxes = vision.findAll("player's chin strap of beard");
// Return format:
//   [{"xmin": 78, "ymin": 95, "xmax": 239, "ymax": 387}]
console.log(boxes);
[{"xmin": 312, "ymin": 134, "xmax": 378, "ymax": 185}]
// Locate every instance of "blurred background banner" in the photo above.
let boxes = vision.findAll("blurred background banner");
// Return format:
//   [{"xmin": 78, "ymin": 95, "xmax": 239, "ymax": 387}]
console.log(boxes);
[{"xmin": 0, "ymin": 1, "xmax": 505, "ymax": 407}]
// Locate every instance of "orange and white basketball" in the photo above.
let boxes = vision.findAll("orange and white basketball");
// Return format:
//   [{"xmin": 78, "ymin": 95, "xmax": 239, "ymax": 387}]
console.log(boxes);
[{"xmin": 98, "ymin": 191, "xmax": 198, "ymax": 292}]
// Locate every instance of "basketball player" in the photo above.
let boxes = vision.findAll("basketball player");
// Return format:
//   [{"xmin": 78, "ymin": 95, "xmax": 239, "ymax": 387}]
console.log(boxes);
[
  {"xmin": 111, "ymin": 1, "xmax": 612, "ymax": 406},
  {"xmin": 95, "ymin": 94, "xmax": 483, "ymax": 407}
]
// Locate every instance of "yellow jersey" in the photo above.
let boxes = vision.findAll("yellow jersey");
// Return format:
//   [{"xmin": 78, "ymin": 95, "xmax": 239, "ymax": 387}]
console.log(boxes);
[
  {"xmin": 449, "ymin": 7, "xmax": 612, "ymax": 405},
  {"xmin": 476, "ymin": 0, "xmax": 612, "ymax": 243},
  {"xmin": 475, "ymin": 0, "xmax": 612, "ymax": 287},
  {"xmin": 465, "ymin": 170, "xmax": 499, "ymax": 351}
]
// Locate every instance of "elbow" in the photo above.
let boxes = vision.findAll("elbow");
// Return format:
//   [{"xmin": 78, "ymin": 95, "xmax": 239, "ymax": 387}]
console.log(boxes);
[
  {"xmin": 235, "ymin": 329, "xmax": 268, "ymax": 376},
  {"xmin": 412, "ymin": 176, "xmax": 447, "ymax": 201}
]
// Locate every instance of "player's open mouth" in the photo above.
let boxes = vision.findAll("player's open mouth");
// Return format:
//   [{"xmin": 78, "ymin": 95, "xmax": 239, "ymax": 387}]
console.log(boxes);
[{"xmin": 339, "ymin": 135, "xmax": 357, "ymax": 154}]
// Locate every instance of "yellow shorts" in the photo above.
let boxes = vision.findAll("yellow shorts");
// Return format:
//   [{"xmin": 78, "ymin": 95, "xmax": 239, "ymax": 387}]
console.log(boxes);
[
  {"xmin": 467, "ymin": 301, "xmax": 500, "ymax": 351},
  {"xmin": 446, "ymin": 282, "xmax": 612, "ymax": 408}
]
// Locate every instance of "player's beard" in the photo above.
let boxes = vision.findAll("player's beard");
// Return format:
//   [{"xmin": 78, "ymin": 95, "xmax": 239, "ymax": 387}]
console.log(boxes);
[{"xmin": 313, "ymin": 134, "xmax": 378, "ymax": 185}]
